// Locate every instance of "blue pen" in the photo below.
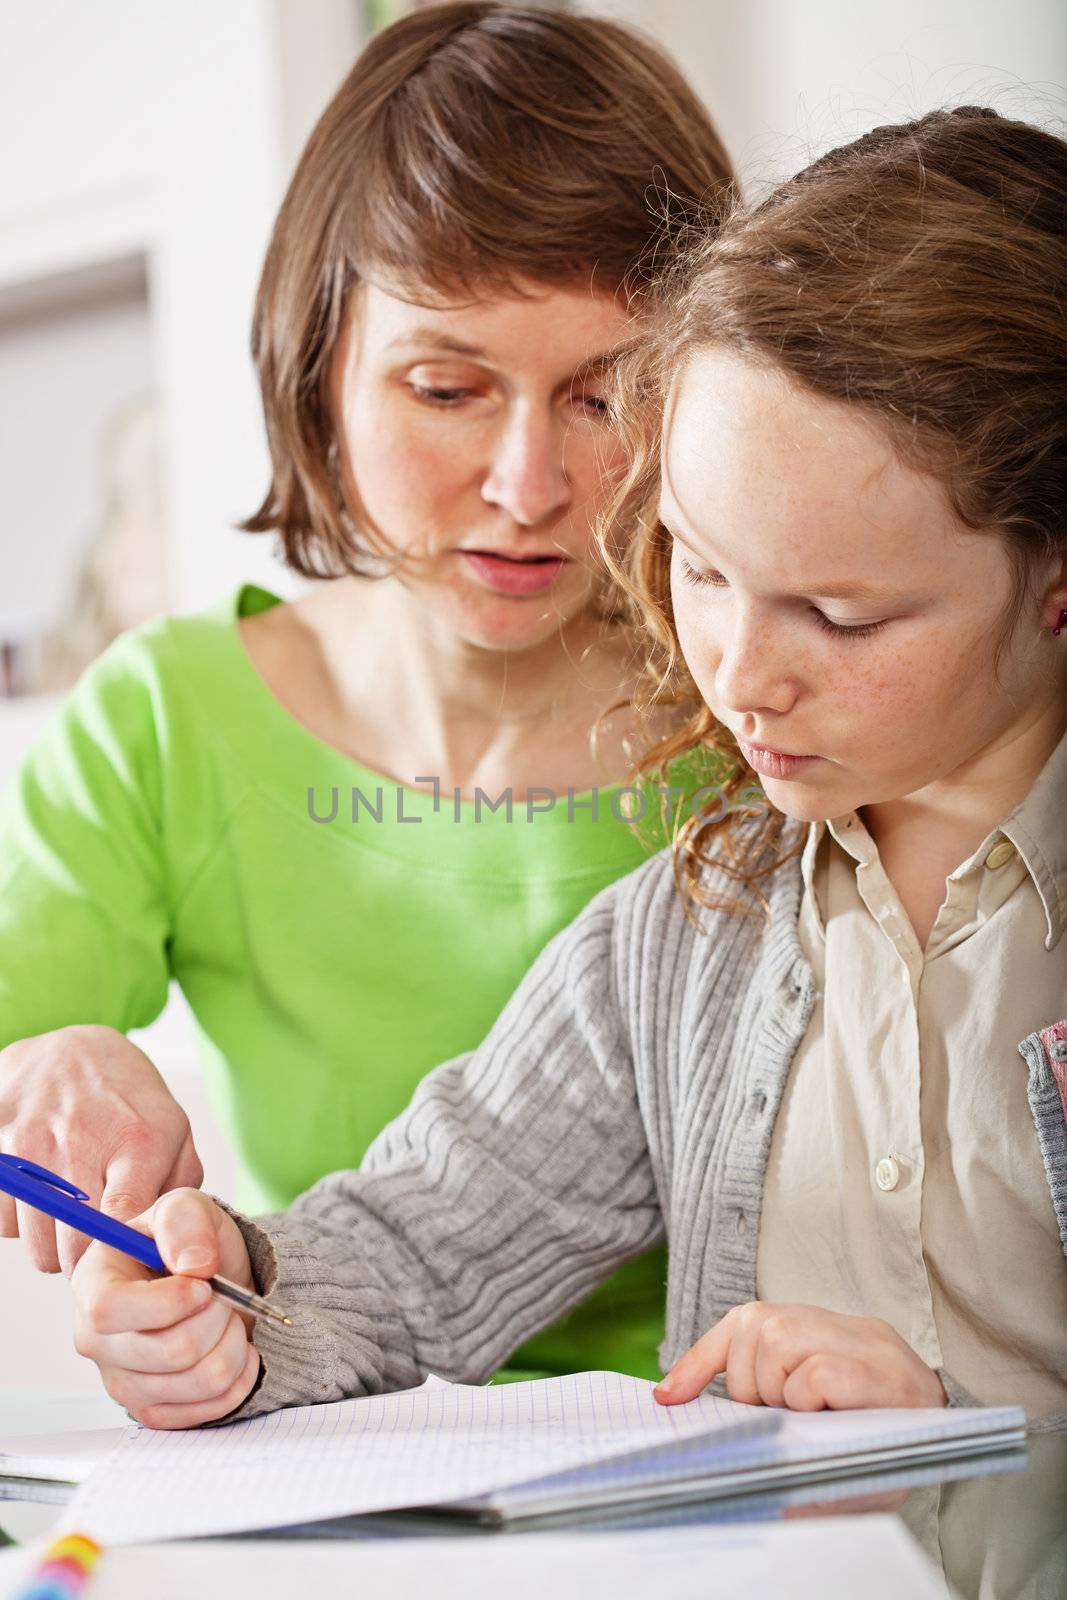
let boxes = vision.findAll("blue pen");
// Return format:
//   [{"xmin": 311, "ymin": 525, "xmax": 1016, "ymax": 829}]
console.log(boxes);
[{"xmin": 0, "ymin": 1153, "xmax": 292, "ymax": 1327}]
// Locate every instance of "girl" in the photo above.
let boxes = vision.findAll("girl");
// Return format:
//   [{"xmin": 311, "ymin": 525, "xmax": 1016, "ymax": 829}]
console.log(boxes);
[
  {"xmin": 73, "ymin": 105, "xmax": 1067, "ymax": 1430},
  {"xmin": 0, "ymin": 2, "xmax": 732, "ymax": 1383}
]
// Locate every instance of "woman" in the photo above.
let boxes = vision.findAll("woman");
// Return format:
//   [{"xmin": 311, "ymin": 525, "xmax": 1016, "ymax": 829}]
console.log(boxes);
[
  {"xmin": 73, "ymin": 104, "xmax": 1067, "ymax": 1431},
  {"xmin": 0, "ymin": 2, "xmax": 732, "ymax": 1383}
]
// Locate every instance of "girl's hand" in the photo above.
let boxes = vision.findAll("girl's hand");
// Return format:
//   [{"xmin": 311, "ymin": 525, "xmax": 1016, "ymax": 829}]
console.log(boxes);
[
  {"xmin": 654, "ymin": 1302, "xmax": 948, "ymax": 1411},
  {"xmin": 72, "ymin": 1188, "xmax": 261, "ymax": 1429}
]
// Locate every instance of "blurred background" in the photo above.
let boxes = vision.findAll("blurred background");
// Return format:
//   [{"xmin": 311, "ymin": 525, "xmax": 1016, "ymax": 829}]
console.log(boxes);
[{"xmin": 1, "ymin": 0, "xmax": 1065, "ymax": 1391}]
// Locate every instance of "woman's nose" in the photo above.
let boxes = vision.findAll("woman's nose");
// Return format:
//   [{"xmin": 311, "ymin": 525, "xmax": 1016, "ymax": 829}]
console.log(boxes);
[{"xmin": 481, "ymin": 410, "xmax": 570, "ymax": 527}]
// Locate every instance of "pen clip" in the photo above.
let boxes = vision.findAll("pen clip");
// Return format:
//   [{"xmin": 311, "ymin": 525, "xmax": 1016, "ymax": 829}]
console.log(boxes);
[{"xmin": 0, "ymin": 1153, "xmax": 90, "ymax": 1201}]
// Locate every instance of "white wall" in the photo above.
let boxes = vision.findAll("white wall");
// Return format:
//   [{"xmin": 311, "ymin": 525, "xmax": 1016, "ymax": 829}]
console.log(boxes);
[
  {"xmin": 595, "ymin": 0, "xmax": 1067, "ymax": 193},
  {"xmin": 0, "ymin": 276, "xmax": 153, "ymax": 641},
  {"xmin": 0, "ymin": 0, "xmax": 362, "ymax": 617}
]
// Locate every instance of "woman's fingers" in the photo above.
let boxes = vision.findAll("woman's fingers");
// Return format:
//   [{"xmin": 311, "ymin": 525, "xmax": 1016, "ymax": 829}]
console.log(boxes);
[
  {"xmin": 16, "ymin": 1196, "xmax": 62, "ymax": 1273},
  {"xmin": 160, "ymin": 1128, "xmax": 206, "ymax": 1198},
  {"xmin": 0, "ymin": 1025, "xmax": 199, "ymax": 1276}
]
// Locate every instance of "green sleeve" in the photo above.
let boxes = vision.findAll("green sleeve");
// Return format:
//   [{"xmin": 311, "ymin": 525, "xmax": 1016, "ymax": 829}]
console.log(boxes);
[{"xmin": 0, "ymin": 638, "xmax": 172, "ymax": 1046}]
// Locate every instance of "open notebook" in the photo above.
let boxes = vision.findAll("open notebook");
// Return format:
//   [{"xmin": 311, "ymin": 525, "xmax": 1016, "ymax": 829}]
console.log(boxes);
[{"xmin": 30, "ymin": 1371, "xmax": 1024, "ymax": 1545}]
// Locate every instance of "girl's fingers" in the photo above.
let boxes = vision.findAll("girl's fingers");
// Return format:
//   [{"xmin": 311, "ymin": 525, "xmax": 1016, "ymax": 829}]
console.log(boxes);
[
  {"xmin": 107, "ymin": 1312, "xmax": 252, "ymax": 1408},
  {"xmin": 721, "ymin": 1318, "xmax": 763, "ymax": 1406},
  {"xmin": 150, "ymin": 1188, "xmax": 224, "ymax": 1277},
  {"xmin": 105, "ymin": 1295, "xmax": 234, "ymax": 1375},
  {"xmin": 80, "ymin": 1263, "xmax": 213, "ymax": 1336},
  {"xmin": 135, "ymin": 1342, "xmax": 262, "ymax": 1432},
  {"xmin": 781, "ymin": 1352, "xmax": 873, "ymax": 1411},
  {"xmin": 655, "ymin": 1304, "xmax": 876, "ymax": 1407},
  {"xmin": 654, "ymin": 1307, "xmax": 746, "ymax": 1404},
  {"xmin": 655, "ymin": 1305, "xmax": 943, "ymax": 1413},
  {"xmin": 752, "ymin": 1316, "xmax": 794, "ymax": 1408}
]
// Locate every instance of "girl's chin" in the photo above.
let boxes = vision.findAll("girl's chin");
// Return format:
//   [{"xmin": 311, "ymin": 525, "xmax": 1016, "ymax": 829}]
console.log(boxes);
[{"xmin": 755, "ymin": 772, "xmax": 846, "ymax": 825}]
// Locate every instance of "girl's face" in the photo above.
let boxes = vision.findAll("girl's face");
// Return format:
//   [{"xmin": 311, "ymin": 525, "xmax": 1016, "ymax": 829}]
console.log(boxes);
[
  {"xmin": 330, "ymin": 280, "xmax": 632, "ymax": 653},
  {"xmin": 661, "ymin": 349, "xmax": 1063, "ymax": 823}
]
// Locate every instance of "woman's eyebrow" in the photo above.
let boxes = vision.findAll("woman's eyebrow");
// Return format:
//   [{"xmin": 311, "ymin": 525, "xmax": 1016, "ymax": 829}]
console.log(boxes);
[
  {"xmin": 386, "ymin": 331, "xmax": 488, "ymax": 358},
  {"xmin": 387, "ymin": 333, "xmax": 620, "ymax": 378}
]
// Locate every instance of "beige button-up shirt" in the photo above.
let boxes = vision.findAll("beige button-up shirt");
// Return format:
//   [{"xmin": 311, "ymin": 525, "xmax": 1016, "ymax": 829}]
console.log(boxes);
[{"xmin": 757, "ymin": 726, "xmax": 1067, "ymax": 1421}]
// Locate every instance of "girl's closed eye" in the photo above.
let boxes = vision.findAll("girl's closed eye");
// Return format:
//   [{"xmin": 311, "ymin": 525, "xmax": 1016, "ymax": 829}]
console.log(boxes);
[
  {"xmin": 812, "ymin": 613, "xmax": 888, "ymax": 640},
  {"xmin": 679, "ymin": 556, "xmax": 727, "ymax": 590},
  {"xmin": 678, "ymin": 556, "xmax": 888, "ymax": 640}
]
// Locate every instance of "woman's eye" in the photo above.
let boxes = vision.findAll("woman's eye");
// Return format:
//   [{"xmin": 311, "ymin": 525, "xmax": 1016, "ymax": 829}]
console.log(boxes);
[
  {"xmin": 572, "ymin": 392, "xmax": 610, "ymax": 416},
  {"xmin": 813, "ymin": 612, "xmax": 888, "ymax": 640},
  {"xmin": 408, "ymin": 383, "xmax": 474, "ymax": 407}
]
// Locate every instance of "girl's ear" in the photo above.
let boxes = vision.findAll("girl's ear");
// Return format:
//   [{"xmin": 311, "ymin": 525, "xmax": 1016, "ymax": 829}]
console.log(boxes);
[{"xmin": 1042, "ymin": 550, "xmax": 1067, "ymax": 631}]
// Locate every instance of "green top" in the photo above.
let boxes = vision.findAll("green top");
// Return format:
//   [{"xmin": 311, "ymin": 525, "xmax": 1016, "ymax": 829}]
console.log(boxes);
[{"xmin": 0, "ymin": 585, "xmax": 701, "ymax": 1379}]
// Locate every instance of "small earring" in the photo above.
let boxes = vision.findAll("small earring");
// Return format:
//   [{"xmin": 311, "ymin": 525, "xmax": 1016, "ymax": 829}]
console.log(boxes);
[{"xmin": 1054, "ymin": 609, "xmax": 1067, "ymax": 637}]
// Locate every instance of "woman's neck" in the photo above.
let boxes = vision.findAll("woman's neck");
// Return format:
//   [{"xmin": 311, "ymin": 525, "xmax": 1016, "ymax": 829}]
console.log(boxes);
[
  {"xmin": 244, "ymin": 576, "xmax": 642, "ymax": 799},
  {"xmin": 858, "ymin": 688, "xmax": 1067, "ymax": 948}
]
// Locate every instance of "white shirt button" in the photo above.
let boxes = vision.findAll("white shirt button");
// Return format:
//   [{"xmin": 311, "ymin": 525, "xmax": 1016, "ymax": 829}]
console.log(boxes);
[
  {"xmin": 875, "ymin": 1156, "xmax": 901, "ymax": 1192},
  {"xmin": 984, "ymin": 839, "xmax": 1016, "ymax": 870}
]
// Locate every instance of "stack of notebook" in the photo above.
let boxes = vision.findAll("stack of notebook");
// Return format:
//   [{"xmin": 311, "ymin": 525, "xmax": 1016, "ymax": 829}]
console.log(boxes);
[{"xmin": 1, "ymin": 1371, "xmax": 1025, "ymax": 1541}]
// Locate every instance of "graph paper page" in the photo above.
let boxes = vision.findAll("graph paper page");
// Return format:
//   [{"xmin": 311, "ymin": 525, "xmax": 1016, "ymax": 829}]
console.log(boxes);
[{"xmin": 57, "ymin": 1371, "xmax": 777, "ymax": 1545}]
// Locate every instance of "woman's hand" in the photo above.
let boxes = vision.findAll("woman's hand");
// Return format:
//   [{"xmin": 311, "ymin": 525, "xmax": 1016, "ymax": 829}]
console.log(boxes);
[
  {"xmin": 654, "ymin": 1302, "xmax": 948, "ymax": 1411},
  {"xmin": 0, "ymin": 1024, "xmax": 204, "ymax": 1276},
  {"xmin": 72, "ymin": 1188, "xmax": 261, "ymax": 1429}
]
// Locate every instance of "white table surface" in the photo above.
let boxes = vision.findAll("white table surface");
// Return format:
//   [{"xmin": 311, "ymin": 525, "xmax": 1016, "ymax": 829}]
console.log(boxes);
[{"xmin": 0, "ymin": 1387, "xmax": 127, "ymax": 1546}]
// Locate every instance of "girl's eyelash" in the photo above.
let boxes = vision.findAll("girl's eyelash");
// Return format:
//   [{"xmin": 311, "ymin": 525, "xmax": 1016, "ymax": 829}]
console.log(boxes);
[
  {"xmin": 679, "ymin": 557, "xmax": 888, "ymax": 640},
  {"xmin": 679, "ymin": 560, "xmax": 723, "ymax": 590},
  {"xmin": 813, "ymin": 613, "xmax": 887, "ymax": 640}
]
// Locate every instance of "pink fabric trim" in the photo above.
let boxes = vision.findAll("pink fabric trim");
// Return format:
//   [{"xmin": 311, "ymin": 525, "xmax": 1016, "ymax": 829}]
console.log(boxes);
[{"xmin": 1037, "ymin": 1018, "xmax": 1067, "ymax": 1123}]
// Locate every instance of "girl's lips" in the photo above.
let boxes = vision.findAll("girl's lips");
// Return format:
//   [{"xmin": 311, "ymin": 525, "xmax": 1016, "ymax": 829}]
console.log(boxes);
[
  {"xmin": 460, "ymin": 551, "xmax": 567, "ymax": 596},
  {"xmin": 739, "ymin": 739, "xmax": 819, "ymax": 780}
]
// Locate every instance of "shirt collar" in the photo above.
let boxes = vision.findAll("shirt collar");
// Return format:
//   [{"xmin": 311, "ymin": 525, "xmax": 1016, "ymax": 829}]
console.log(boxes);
[
  {"xmin": 801, "ymin": 720, "xmax": 1067, "ymax": 951},
  {"xmin": 998, "ymin": 718, "xmax": 1067, "ymax": 951}
]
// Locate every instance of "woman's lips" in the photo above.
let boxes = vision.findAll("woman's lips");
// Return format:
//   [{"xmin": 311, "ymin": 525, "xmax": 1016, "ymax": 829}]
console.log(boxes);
[
  {"xmin": 460, "ymin": 551, "xmax": 568, "ymax": 596},
  {"xmin": 738, "ymin": 739, "xmax": 819, "ymax": 780}
]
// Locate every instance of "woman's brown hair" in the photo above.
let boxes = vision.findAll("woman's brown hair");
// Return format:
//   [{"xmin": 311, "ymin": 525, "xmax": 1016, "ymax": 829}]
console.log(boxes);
[
  {"xmin": 241, "ymin": 1, "xmax": 733, "ymax": 578},
  {"xmin": 601, "ymin": 106, "xmax": 1067, "ymax": 918}
]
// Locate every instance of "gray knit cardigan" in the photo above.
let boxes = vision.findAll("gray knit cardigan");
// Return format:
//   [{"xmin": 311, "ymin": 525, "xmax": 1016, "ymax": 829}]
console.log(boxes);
[{"xmin": 219, "ymin": 829, "xmax": 1067, "ymax": 1426}]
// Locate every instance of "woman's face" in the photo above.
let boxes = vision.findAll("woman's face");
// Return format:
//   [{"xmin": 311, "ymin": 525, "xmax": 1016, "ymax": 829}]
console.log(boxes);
[
  {"xmin": 330, "ymin": 280, "xmax": 632, "ymax": 653},
  {"xmin": 662, "ymin": 349, "xmax": 1062, "ymax": 823}
]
